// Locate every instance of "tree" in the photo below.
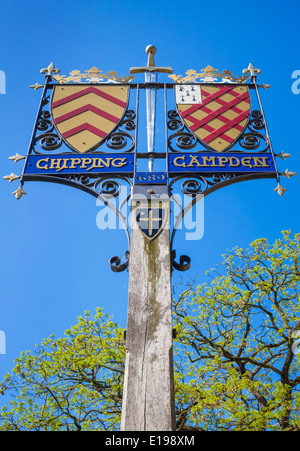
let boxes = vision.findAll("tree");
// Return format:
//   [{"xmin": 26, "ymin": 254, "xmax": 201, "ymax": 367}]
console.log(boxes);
[
  {"xmin": 0, "ymin": 310, "xmax": 125, "ymax": 431},
  {"xmin": 173, "ymin": 230, "xmax": 300, "ymax": 431},
  {"xmin": 1, "ymin": 231, "xmax": 299, "ymax": 431}
]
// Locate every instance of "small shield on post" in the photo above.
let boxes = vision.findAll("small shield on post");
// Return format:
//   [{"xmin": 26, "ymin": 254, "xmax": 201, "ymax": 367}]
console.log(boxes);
[{"xmin": 134, "ymin": 202, "xmax": 169, "ymax": 241}]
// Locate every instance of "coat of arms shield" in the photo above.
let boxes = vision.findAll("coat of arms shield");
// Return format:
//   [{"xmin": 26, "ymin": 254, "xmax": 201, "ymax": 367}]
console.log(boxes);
[
  {"xmin": 175, "ymin": 84, "xmax": 251, "ymax": 152},
  {"xmin": 51, "ymin": 85, "xmax": 129, "ymax": 153},
  {"xmin": 134, "ymin": 202, "xmax": 169, "ymax": 241}
]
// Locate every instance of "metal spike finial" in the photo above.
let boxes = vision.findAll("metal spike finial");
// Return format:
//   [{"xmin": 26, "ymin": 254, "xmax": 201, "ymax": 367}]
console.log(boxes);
[
  {"xmin": 281, "ymin": 169, "xmax": 297, "ymax": 179},
  {"xmin": 242, "ymin": 63, "xmax": 262, "ymax": 80},
  {"xmin": 258, "ymin": 83, "xmax": 272, "ymax": 90},
  {"xmin": 274, "ymin": 183, "xmax": 287, "ymax": 197},
  {"xmin": 40, "ymin": 62, "xmax": 60, "ymax": 77},
  {"xmin": 12, "ymin": 186, "xmax": 27, "ymax": 200},
  {"xmin": 8, "ymin": 154, "xmax": 26, "ymax": 163},
  {"xmin": 275, "ymin": 151, "xmax": 291, "ymax": 160},
  {"xmin": 29, "ymin": 83, "xmax": 44, "ymax": 90},
  {"xmin": 3, "ymin": 173, "xmax": 20, "ymax": 183}
]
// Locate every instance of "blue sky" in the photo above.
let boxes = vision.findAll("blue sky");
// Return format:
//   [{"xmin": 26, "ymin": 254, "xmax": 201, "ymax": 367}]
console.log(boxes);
[{"xmin": 0, "ymin": 0, "xmax": 299, "ymax": 386}]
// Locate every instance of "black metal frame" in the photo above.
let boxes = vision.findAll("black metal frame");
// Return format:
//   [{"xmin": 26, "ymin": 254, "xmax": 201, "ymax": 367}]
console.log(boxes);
[{"xmin": 20, "ymin": 74, "xmax": 279, "ymax": 273}]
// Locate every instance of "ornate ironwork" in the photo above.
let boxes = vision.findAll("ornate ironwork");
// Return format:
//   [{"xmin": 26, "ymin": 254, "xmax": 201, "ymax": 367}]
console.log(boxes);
[
  {"xmin": 171, "ymin": 250, "xmax": 191, "ymax": 272},
  {"xmin": 29, "ymin": 87, "xmax": 137, "ymax": 156},
  {"xmin": 121, "ymin": 110, "xmax": 136, "ymax": 131},
  {"xmin": 110, "ymin": 251, "xmax": 130, "ymax": 272},
  {"xmin": 167, "ymin": 104, "xmax": 271, "ymax": 155},
  {"xmin": 166, "ymin": 73, "xmax": 279, "ymax": 259},
  {"xmin": 6, "ymin": 51, "xmax": 289, "ymax": 272},
  {"xmin": 106, "ymin": 131, "xmax": 135, "ymax": 153},
  {"xmin": 249, "ymin": 110, "xmax": 265, "ymax": 131}
]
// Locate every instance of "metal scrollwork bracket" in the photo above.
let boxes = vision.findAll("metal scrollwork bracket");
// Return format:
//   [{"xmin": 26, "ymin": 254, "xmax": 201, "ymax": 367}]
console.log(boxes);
[
  {"xmin": 109, "ymin": 251, "xmax": 130, "ymax": 273},
  {"xmin": 171, "ymin": 250, "xmax": 191, "ymax": 272}
]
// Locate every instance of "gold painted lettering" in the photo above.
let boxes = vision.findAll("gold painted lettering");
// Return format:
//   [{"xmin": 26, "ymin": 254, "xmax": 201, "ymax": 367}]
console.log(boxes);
[
  {"xmin": 36, "ymin": 158, "xmax": 49, "ymax": 170},
  {"xmin": 252, "ymin": 157, "xmax": 269, "ymax": 168},
  {"xmin": 241, "ymin": 157, "xmax": 253, "ymax": 168},
  {"xmin": 49, "ymin": 159, "xmax": 63, "ymax": 170},
  {"xmin": 112, "ymin": 158, "xmax": 127, "ymax": 168},
  {"xmin": 56, "ymin": 159, "xmax": 70, "ymax": 172},
  {"xmin": 87, "ymin": 158, "xmax": 100, "ymax": 171},
  {"xmin": 217, "ymin": 157, "xmax": 229, "ymax": 167},
  {"xmin": 173, "ymin": 156, "xmax": 186, "ymax": 167},
  {"xmin": 202, "ymin": 156, "xmax": 217, "ymax": 167},
  {"xmin": 99, "ymin": 158, "xmax": 113, "ymax": 168},
  {"xmin": 187, "ymin": 155, "xmax": 201, "ymax": 167},
  {"xmin": 80, "ymin": 158, "xmax": 92, "ymax": 169},
  {"xmin": 228, "ymin": 157, "xmax": 241, "ymax": 167},
  {"xmin": 69, "ymin": 158, "xmax": 82, "ymax": 169}
]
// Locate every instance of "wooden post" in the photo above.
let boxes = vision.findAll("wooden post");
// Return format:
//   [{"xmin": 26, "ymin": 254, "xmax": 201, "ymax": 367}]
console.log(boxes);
[{"xmin": 120, "ymin": 189, "xmax": 176, "ymax": 431}]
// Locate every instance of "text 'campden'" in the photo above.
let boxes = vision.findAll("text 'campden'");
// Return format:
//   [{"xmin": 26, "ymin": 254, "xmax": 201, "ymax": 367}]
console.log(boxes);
[{"xmin": 169, "ymin": 152, "xmax": 275, "ymax": 173}]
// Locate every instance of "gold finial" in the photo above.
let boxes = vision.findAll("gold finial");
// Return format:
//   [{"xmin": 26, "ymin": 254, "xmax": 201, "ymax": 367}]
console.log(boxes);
[
  {"xmin": 3, "ymin": 173, "xmax": 20, "ymax": 183},
  {"xmin": 242, "ymin": 63, "xmax": 262, "ymax": 81},
  {"xmin": 29, "ymin": 83, "xmax": 44, "ymax": 90},
  {"xmin": 12, "ymin": 186, "xmax": 27, "ymax": 200},
  {"xmin": 40, "ymin": 62, "xmax": 60, "ymax": 77},
  {"xmin": 130, "ymin": 45, "xmax": 173, "ymax": 74},
  {"xmin": 8, "ymin": 154, "xmax": 26, "ymax": 163},
  {"xmin": 281, "ymin": 169, "xmax": 297, "ymax": 179},
  {"xmin": 275, "ymin": 152, "xmax": 291, "ymax": 160},
  {"xmin": 273, "ymin": 183, "xmax": 287, "ymax": 197},
  {"xmin": 258, "ymin": 83, "xmax": 272, "ymax": 90}
]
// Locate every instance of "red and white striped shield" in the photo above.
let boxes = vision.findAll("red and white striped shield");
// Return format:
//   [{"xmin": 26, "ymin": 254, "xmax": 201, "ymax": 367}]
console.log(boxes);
[
  {"xmin": 175, "ymin": 84, "xmax": 251, "ymax": 152},
  {"xmin": 51, "ymin": 85, "xmax": 129, "ymax": 153}
]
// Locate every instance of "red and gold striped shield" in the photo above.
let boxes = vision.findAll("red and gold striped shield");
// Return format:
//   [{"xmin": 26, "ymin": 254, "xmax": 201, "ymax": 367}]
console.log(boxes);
[
  {"xmin": 175, "ymin": 84, "xmax": 250, "ymax": 152},
  {"xmin": 51, "ymin": 85, "xmax": 129, "ymax": 153}
]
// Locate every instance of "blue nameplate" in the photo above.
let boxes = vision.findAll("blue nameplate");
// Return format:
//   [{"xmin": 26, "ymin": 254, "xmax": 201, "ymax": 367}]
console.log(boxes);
[
  {"xmin": 135, "ymin": 172, "xmax": 167, "ymax": 184},
  {"xmin": 24, "ymin": 153, "xmax": 134, "ymax": 175},
  {"xmin": 168, "ymin": 152, "xmax": 276, "ymax": 173}
]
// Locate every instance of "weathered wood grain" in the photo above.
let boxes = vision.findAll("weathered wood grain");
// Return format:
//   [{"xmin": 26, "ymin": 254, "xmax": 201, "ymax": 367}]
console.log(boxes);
[{"xmin": 121, "ymin": 199, "xmax": 175, "ymax": 431}]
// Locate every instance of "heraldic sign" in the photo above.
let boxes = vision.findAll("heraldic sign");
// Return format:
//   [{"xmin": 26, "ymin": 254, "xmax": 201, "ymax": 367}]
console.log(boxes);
[{"xmin": 4, "ymin": 47, "xmax": 295, "ymax": 269}]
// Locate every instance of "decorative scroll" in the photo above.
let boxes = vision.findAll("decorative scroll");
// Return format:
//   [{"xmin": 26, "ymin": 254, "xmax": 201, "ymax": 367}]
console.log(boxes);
[
  {"xmin": 110, "ymin": 251, "xmax": 130, "ymax": 272},
  {"xmin": 171, "ymin": 250, "xmax": 191, "ymax": 272}
]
